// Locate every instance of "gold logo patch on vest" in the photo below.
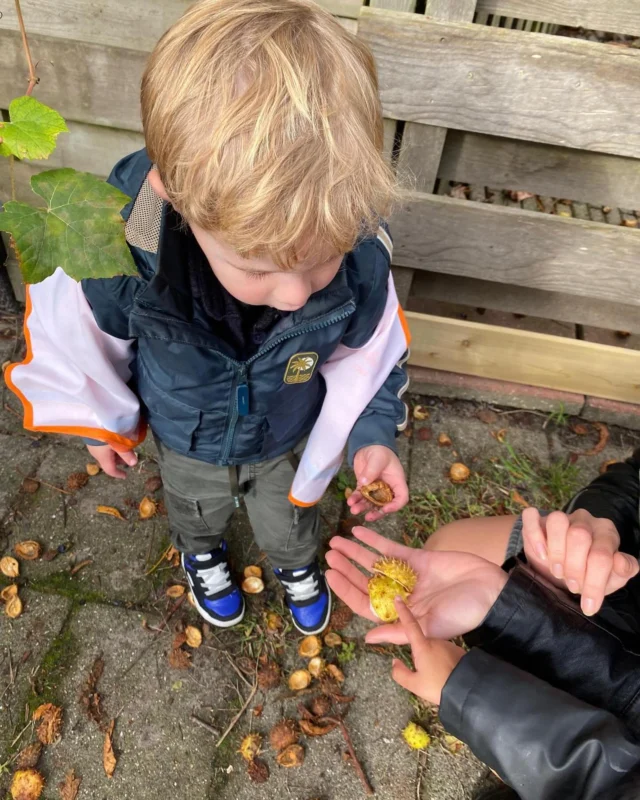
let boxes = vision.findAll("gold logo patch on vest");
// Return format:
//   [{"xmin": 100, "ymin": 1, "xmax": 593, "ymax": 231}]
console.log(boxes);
[{"xmin": 284, "ymin": 352, "xmax": 318, "ymax": 385}]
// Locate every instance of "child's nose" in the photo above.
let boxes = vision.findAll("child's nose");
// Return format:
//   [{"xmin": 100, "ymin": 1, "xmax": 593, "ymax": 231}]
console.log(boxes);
[{"xmin": 279, "ymin": 276, "xmax": 311, "ymax": 309}]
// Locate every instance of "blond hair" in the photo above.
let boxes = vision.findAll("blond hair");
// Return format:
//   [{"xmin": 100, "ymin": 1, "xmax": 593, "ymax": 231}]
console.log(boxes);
[{"xmin": 141, "ymin": 0, "xmax": 396, "ymax": 267}]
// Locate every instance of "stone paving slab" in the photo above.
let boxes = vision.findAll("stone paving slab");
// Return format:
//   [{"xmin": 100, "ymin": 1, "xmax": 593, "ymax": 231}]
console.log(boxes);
[{"xmin": 0, "ymin": 591, "xmax": 71, "ymax": 753}]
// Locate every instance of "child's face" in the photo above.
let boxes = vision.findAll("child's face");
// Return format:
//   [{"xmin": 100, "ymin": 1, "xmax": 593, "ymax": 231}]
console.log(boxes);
[{"xmin": 191, "ymin": 223, "xmax": 343, "ymax": 311}]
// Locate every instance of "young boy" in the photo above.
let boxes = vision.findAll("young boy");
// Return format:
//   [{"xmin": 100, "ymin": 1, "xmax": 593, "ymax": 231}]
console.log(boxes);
[{"xmin": 5, "ymin": 0, "xmax": 410, "ymax": 634}]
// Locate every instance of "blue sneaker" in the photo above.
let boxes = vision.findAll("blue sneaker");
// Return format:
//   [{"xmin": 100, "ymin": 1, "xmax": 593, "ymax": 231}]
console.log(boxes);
[
  {"xmin": 274, "ymin": 560, "xmax": 332, "ymax": 635},
  {"xmin": 181, "ymin": 542, "xmax": 245, "ymax": 628}
]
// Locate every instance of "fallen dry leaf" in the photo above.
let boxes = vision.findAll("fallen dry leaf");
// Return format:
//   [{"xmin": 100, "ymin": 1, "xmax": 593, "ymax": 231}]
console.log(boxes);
[
  {"xmin": 1, "ymin": 584, "xmax": 18, "ymax": 602},
  {"xmin": 21, "ymin": 478, "xmax": 40, "ymax": 494},
  {"xmin": 14, "ymin": 541, "xmax": 42, "ymax": 561},
  {"xmin": 168, "ymin": 647, "xmax": 191, "ymax": 670},
  {"xmin": 103, "ymin": 720, "xmax": 117, "ymax": 778},
  {"xmin": 1, "ymin": 556, "xmax": 20, "ymax": 578},
  {"xmin": 185, "ymin": 625, "xmax": 202, "ymax": 648},
  {"xmin": 15, "ymin": 743, "xmax": 42, "ymax": 770},
  {"xmin": 444, "ymin": 733, "xmax": 464, "ymax": 754},
  {"xmin": 299, "ymin": 719, "xmax": 338, "ymax": 737},
  {"xmin": 310, "ymin": 695, "xmax": 332, "ymax": 717},
  {"xmin": 600, "ymin": 459, "xmax": 618, "ymax": 474},
  {"xmin": 326, "ymin": 664, "xmax": 345, "ymax": 683},
  {"xmin": 276, "ymin": 744, "xmax": 305, "ymax": 767},
  {"xmin": 10, "ymin": 769, "xmax": 45, "ymax": 800},
  {"xmin": 6, "ymin": 595, "xmax": 23, "ymax": 618},
  {"xmin": 247, "ymin": 757, "xmax": 270, "ymax": 783},
  {"xmin": 417, "ymin": 427, "xmax": 432, "ymax": 441},
  {"xmin": 58, "ymin": 769, "xmax": 81, "ymax": 800},
  {"xmin": 476, "ymin": 408, "xmax": 498, "ymax": 424},
  {"xmin": 324, "ymin": 632, "xmax": 342, "ymax": 648},
  {"xmin": 86, "ymin": 463, "xmax": 100, "ymax": 476},
  {"xmin": 79, "ymin": 654, "xmax": 105, "ymax": 729},
  {"xmin": 156, "ymin": 499, "xmax": 168, "ymax": 517},
  {"xmin": 96, "ymin": 505, "xmax": 125, "ymax": 520},
  {"xmin": 139, "ymin": 496, "xmax": 157, "ymax": 520},
  {"xmin": 165, "ymin": 546, "xmax": 179, "ymax": 563},
  {"xmin": 507, "ymin": 190, "xmax": 535, "ymax": 202},
  {"xmin": 494, "ymin": 428, "xmax": 508, "ymax": 443},
  {"xmin": 67, "ymin": 472, "xmax": 89, "ymax": 491},
  {"xmin": 265, "ymin": 612, "xmax": 283, "ymax": 632},
  {"xmin": 511, "ymin": 490, "xmax": 530, "ymax": 509},
  {"xmin": 166, "ymin": 585, "xmax": 185, "ymax": 599},
  {"xmin": 581, "ymin": 422, "xmax": 610, "ymax": 457},
  {"xmin": 438, "ymin": 433, "xmax": 452, "ymax": 447},
  {"xmin": 33, "ymin": 703, "xmax": 63, "ymax": 745},
  {"xmin": 412, "ymin": 405, "xmax": 430, "ymax": 421},
  {"xmin": 144, "ymin": 475, "xmax": 163, "ymax": 493},
  {"xmin": 570, "ymin": 422, "xmax": 590, "ymax": 436}
]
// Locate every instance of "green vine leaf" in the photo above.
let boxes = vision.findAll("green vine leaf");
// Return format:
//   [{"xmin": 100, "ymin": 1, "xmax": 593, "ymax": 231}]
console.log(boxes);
[
  {"xmin": 0, "ymin": 96, "xmax": 68, "ymax": 160},
  {"xmin": 0, "ymin": 168, "xmax": 137, "ymax": 284}
]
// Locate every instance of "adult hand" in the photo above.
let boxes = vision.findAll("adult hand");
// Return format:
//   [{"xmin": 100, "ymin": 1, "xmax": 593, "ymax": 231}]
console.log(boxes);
[
  {"xmin": 326, "ymin": 526, "xmax": 507, "ymax": 643},
  {"xmin": 522, "ymin": 507, "xmax": 639, "ymax": 616},
  {"xmin": 348, "ymin": 445, "xmax": 408, "ymax": 522},
  {"xmin": 87, "ymin": 444, "xmax": 137, "ymax": 480}
]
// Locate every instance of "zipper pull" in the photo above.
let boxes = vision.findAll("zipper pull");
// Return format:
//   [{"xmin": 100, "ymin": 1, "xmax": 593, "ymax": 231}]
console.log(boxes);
[{"xmin": 237, "ymin": 383, "xmax": 249, "ymax": 416}]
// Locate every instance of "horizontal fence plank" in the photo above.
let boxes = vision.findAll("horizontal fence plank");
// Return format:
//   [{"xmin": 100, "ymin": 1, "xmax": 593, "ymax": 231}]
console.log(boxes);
[
  {"xmin": 0, "ymin": 31, "xmax": 145, "ymax": 131},
  {"xmin": 438, "ymin": 130, "xmax": 640, "ymax": 210},
  {"xmin": 359, "ymin": 8, "xmax": 640, "ymax": 158},
  {"xmin": 406, "ymin": 311, "xmax": 640, "ymax": 404},
  {"xmin": 0, "ymin": 0, "xmax": 360, "ymax": 51},
  {"xmin": 408, "ymin": 271, "xmax": 640, "ymax": 334},
  {"xmin": 391, "ymin": 192, "xmax": 640, "ymax": 306},
  {"xmin": 476, "ymin": 0, "xmax": 640, "ymax": 38}
]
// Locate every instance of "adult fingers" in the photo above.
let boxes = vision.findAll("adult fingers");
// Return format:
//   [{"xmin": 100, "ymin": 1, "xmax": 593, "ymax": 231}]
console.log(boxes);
[
  {"xmin": 609, "ymin": 552, "xmax": 640, "ymax": 593},
  {"xmin": 563, "ymin": 522, "xmax": 594, "ymax": 594},
  {"xmin": 521, "ymin": 507, "xmax": 548, "ymax": 564},
  {"xmin": 325, "ymin": 569, "xmax": 378, "ymax": 622},
  {"xmin": 325, "ymin": 550, "xmax": 370, "ymax": 594},
  {"xmin": 328, "ymin": 535, "xmax": 378, "ymax": 572},
  {"xmin": 545, "ymin": 511, "xmax": 570, "ymax": 580}
]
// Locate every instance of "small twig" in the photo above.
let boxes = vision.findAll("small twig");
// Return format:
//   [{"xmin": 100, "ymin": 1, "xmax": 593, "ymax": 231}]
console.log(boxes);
[
  {"xmin": 117, "ymin": 595, "xmax": 186, "ymax": 680},
  {"xmin": 144, "ymin": 543, "xmax": 173, "ymax": 576},
  {"xmin": 192, "ymin": 715, "xmax": 220, "ymax": 737},
  {"xmin": 9, "ymin": 155, "xmax": 16, "ymax": 202},
  {"xmin": 415, "ymin": 750, "xmax": 427, "ymax": 800},
  {"xmin": 223, "ymin": 651, "xmax": 253, "ymax": 690},
  {"xmin": 10, "ymin": 719, "xmax": 32, "ymax": 749},
  {"xmin": 321, "ymin": 715, "xmax": 374, "ymax": 796},
  {"xmin": 70, "ymin": 559, "xmax": 93, "ymax": 576},
  {"xmin": 216, "ymin": 679, "xmax": 258, "ymax": 748},
  {"xmin": 14, "ymin": 0, "xmax": 39, "ymax": 95},
  {"xmin": 4, "ymin": 403, "xmax": 21, "ymax": 419},
  {"xmin": 14, "ymin": 467, "xmax": 71, "ymax": 495}
]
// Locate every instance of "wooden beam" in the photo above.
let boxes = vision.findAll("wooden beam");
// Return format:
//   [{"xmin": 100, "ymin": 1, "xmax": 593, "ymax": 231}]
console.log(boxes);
[
  {"xmin": 391, "ymin": 192, "xmax": 640, "ymax": 307},
  {"xmin": 359, "ymin": 8, "xmax": 640, "ymax": 158},
  {"xmin": 409, "ymin": 270, "xmax": 640, "ymax": 335},
  {"xmin": 438, "ymin": 130, "xmax": 640, "ymax": 211},
  {"xmin": 0, "ymin": 0, "xmax": 363, "ymax": 51},
  {"xmin": 476, "ymin": 0, "xmax": 640, "ymax": 38},
  {"xmin": 0, "ymin": 31, "xmax": 145, "ymax": 131},
  {"xmin": 406, "ymin": 311, "xmax": 640, "ymax": 404}
]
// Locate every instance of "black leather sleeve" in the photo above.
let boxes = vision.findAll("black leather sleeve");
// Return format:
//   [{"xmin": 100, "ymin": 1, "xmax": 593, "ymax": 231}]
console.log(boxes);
[
  {"xmin": 440, "ymin": 648, "xmax": 640, "ymax": 800},
  {"xmin": 464, "ymin": 566, "xmax": 640, "ymax": 736},
  {"xmin": 564, "ymin": 450, "xmax": 640, "ymax": 556}
]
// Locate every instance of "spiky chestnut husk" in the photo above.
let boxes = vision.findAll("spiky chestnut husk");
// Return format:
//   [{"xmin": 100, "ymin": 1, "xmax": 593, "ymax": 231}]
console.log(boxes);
[
  {"xmin": 371, "ymin": 557, "xmax": 417, "ymax": 592},
  {"xmin": 269, "ymin": 719, "xmax": 299, "ymax": 752},
  {"xmin": 402, "ymin": 722, "xmax": 431, "ymax": 750},
  {"xmin": 239, "ymin": 733, "xmax": 262, "ymax": 762},
  {"xmin": 368, "ymin": 575, "xmax": 410, "ymax": 622}
]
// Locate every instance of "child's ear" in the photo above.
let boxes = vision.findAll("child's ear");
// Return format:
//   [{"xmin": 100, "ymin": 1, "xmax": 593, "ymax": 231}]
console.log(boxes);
[{"xmin": 148, "ymin": 167, "xmax": 171, "ymax": 202}]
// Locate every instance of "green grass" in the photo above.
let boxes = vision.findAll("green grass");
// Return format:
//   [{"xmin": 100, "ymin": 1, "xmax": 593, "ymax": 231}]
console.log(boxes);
[
  {"xmin": 28, "ymin": 571, "xmax": 109, "ymax": 605},
  {"xmin": 403, "ymin": 440, "xmax": 582, "ymax": 544},
  {"xmin": 546, "ymin": 402, "xmax": 570, "ymax": 428},
  {"xmin": 337, "ymin": 641, "xmax": 356, "ymax": 666}
]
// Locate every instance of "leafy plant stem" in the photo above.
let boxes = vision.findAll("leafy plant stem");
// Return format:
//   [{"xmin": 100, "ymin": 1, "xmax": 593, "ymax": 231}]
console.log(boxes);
[
  {"xmin": 14, "ymin": 0, "xmax": 39, "ymax": 95},
  {"xmin": 9, "ymin": 155, "xmax": 16, "ymax": 201}
]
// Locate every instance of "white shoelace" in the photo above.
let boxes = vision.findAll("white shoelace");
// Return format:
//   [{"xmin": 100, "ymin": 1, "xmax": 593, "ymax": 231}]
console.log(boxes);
[
  {"xmin": 281, "ymin": 569, "xmax": 318, "ymax": 603},
  {"xmin": 193, "ymin": 555, "xmax": 232, "ymax": 596}
]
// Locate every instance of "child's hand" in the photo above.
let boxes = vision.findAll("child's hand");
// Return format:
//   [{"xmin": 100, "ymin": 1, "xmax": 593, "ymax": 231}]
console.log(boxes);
[
  {"xmin": 349, "ymin": 445, "xmax": 408, "ymax": 521},
  {"xmin": 391, "ymin": 597, "xmax": 465, "ymax": 706},
  {"xmin": 87, "ymin": 444, "xmax": 137, "ymax": 480},
  {"xmin": 522, "ymin": 507, "xmax": 639, "ymax": 616}
]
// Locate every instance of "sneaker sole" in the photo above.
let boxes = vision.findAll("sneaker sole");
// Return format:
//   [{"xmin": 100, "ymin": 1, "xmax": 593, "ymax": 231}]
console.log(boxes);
[
  {"xmin": 181, "ymin": 554, "xmax": 246, "ymax": 629},
  {"xmin": 289, "ymin": 585, "xmax": 332, "ymax": 636}
]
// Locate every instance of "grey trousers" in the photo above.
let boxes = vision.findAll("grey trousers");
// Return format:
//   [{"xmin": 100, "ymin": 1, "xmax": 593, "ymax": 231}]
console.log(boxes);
[{"xmin": 154, "ymin": 436, "xmax": 320, "ymax": 569}]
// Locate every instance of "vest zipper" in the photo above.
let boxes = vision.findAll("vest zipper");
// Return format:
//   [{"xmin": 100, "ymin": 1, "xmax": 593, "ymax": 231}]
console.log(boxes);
[{"xmin": 219, "ymin": 303, "xmax": 355, "ymax": 463}]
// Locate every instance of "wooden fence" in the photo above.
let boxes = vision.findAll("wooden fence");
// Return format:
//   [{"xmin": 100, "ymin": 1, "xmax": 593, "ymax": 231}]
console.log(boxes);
[{"xmin": 1, "ymin": 0, "xmax": 639, "ymax": 404}]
